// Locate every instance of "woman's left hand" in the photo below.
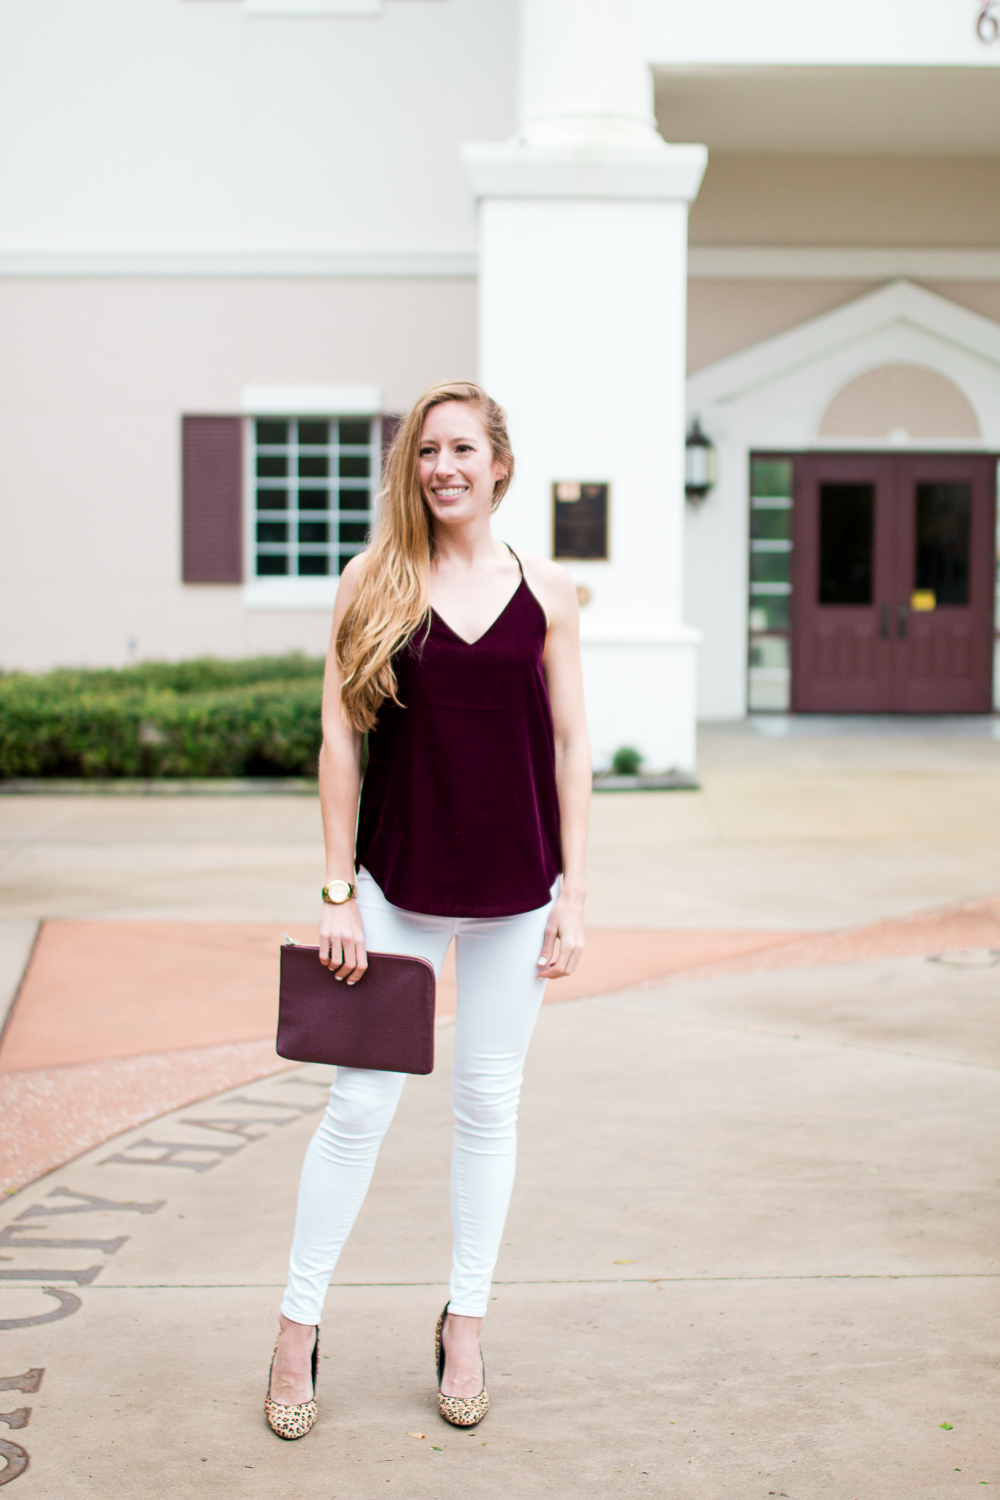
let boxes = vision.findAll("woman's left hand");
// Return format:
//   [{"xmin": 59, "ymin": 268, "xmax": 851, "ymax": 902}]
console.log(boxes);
[{"xmin": 537, "ymin": 890, "xmax": 586, "ymax": 979}]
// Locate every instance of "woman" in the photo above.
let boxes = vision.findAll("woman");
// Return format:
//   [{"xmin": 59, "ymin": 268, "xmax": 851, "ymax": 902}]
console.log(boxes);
[{"xmin": 265, "ymin": 380, "xmax": 590, "ymax": 1437}]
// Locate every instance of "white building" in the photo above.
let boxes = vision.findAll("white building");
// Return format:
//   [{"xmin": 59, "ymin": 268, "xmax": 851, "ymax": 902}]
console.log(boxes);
[{"xmin": 2, "ymin": 0, "xmax": 1000, "ymax": 769}]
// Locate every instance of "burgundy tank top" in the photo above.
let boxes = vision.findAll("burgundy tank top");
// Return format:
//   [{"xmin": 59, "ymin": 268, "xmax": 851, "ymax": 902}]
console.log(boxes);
[{"xmin": 355, "ymin": 554, "xmax": 562, "ymax": 918}]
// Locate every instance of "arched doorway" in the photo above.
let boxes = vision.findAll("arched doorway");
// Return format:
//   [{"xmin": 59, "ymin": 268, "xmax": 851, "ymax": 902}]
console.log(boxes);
[
  {"xmin": 749, "ymin": 364, "xmax": 996, "ymax": 713},
  {"xmin": 789, "ymin": 364, "xmax": 993, "ymax": 713}
]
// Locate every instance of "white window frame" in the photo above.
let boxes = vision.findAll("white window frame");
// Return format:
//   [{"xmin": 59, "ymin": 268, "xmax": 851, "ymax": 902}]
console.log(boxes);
[{"xmin": 242, "ymin": 386, "xmax": 382, "ymax": 611}]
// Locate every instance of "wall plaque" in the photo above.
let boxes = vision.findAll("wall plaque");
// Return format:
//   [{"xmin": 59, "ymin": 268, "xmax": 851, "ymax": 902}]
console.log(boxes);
[{"xmin": 553, "ymin": 482, "xmax": 609, "ymax": 560}]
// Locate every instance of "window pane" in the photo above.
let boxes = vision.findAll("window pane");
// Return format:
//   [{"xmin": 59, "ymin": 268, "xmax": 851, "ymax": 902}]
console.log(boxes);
[
  {"xmin": 819, "ymin": 483, "xmax": 874, "ymax": 605},
  {"xmin": 749, "ymin": 596, "xmax": 790, "ymax": 632},
  {"xmin": 750, "ymin": 551, "xmax": 791, "ymax": 585},
  {"xmin": 257, "ymin": 454, "xmax": 287, "ymax": 479},
  {"xmin": 297, "ymin": 420, "xmax": 329, "ymax": 446},
  {"xmin": 339, "ymin": 519, "xmax": 369, "ymax": 544},
  {"xmin": 257, "ymin": 521, "xmax": 288, "ymax": 543},
  {"xmin": 915, "ymin": 482, "xmax": 971, "ymax": 606},
  {"xmin": 751, "ymin": 507, "xmax": 792, "ymax": 541},
  {"xmin": 339, "ymin": 488, "xmax": 369, "ymax": 511},
  {"xmin": 298, "ymin": 454, "xmax": 329, "ymax": 479},
  {"xmin": 749, "ymin": 636, "xmax": 789, "ymax": 670},
  {"xmin": 252, "ymin": 414, "xmax": 378, "ymax": 587},
  {"xmin": 256, "ymin": 489, "xmax": 288, "ymax": 511},
  {"xmin": 298, "ymin": 521, "xmax": 329, "ymax": 543},
  {"xmin": 751, "ymin": 459, "xmax": 793, "ymax": 498}
]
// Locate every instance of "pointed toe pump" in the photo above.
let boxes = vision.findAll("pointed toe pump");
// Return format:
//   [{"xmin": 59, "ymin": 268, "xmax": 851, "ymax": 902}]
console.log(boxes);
[
  {"xmin": 264, "ymin": 1326, "xmax": 320, "ymax": 1439},
  {"xmin": 435, "ymin": 1303, "xmax": 490, "ymax": 1428}
]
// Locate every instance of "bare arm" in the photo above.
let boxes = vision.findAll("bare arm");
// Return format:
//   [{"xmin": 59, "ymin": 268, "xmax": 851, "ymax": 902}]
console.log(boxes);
[
  {"xmin": 523, "ymin": 557, "xmax": 591, "ymax": 979},
  {"xmin": 317, "ymin": 556, "xmax": 368, "ymax": 983}
]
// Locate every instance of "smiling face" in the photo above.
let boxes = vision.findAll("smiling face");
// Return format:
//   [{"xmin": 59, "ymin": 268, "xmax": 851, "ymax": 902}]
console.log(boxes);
[{"xmin": 418, "ymin": 400, "xmax": 507, "ymax": 528}]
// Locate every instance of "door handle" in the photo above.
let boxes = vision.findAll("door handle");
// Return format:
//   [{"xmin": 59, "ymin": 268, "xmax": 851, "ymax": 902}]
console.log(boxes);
[
  {"xmin": 879, "ymin": 603, "xmax": 890, "ymax": 640},
  {"xmin": 897, "ymin": 602, "xmax": 908, "ymax": 640}
]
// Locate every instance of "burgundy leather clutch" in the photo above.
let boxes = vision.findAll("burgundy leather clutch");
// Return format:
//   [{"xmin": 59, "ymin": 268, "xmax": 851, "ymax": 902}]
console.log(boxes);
[{"xmin": 277, "ymin": 942, "xmax": 436, "ymax": 1074}]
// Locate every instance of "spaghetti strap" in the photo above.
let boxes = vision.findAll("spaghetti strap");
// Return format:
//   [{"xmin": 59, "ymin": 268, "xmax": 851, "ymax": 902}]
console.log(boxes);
[{"xmin": 504, "ymin": 542, "xmax": 524, "ymax": 578}]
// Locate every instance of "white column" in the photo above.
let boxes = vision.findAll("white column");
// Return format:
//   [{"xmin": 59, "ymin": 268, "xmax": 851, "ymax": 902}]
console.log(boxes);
[
  {"xmin": 465, "ymin": 0, "xmax": 706, "ymax": 774},
  {"xmin": 517, "ymin": 0, "xmax": 658, "ymax": 151}
]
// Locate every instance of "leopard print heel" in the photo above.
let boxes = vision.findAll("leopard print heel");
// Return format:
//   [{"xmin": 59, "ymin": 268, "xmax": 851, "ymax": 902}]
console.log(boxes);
[
  {"xmin": 435, "ymin": 1303, "xmax": 490, "ymax": 1428},
  {"xmin": 264, "ymin": 1326, "xmax": 320, "ymax": 1439}
]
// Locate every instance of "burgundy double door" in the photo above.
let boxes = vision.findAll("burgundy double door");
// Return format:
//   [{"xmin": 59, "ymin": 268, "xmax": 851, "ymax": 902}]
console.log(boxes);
[{"xmin": 792, "ymin": 453, "xmax": 996, "ymax": 713}]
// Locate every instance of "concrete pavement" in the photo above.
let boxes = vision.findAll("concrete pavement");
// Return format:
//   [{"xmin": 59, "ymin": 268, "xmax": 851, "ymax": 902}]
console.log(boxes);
[
  {"xmin": 1, "ymin": 719, "xmax": 999, "ymax": 1496},
  {"xmin": 4, "ymin": 719, "xmax": 1000, "ymax": 929},
  {"xmin": 1, "ymin": 958, "xmax": 997, "ymax": 1497}
]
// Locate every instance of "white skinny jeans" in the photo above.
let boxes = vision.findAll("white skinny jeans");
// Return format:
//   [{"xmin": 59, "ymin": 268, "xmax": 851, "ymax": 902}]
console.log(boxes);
[{"xmin": 281, "ymin": 867, "xmax": 556, "ymax": 1324}]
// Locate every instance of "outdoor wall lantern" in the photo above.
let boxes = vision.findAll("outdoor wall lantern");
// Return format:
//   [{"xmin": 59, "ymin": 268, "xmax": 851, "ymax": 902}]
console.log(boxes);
[{"xmin": 685, "ymin": 418, "xmax": 717, "ymax": 503}]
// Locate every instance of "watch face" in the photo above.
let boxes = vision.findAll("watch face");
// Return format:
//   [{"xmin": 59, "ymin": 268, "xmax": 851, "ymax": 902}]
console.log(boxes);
[{"xmin": 326, "ymin": 879, "xmax": 352, "ymax": 904}]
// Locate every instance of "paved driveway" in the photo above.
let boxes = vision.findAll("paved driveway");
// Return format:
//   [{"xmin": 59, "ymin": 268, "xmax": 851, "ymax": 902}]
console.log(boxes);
[{"xmin": 1, "ymin": 720, "xmax": 998, "ymax": 1496}]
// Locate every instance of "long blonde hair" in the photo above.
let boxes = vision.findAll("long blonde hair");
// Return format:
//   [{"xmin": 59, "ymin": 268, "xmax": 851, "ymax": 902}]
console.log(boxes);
[{"xmin": 336, "ymin": 380, "xmax": 514, "ymax": 733}]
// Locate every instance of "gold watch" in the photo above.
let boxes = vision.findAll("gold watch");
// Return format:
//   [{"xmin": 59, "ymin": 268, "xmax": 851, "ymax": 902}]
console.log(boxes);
[{"xmin": 321, "ymin": 879, "xmax": 357, "ymax": 905}]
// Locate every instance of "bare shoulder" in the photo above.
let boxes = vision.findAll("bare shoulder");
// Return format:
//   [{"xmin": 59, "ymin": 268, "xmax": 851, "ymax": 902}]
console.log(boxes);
[
  {"xmin": 520, "ymin": 554, "xmax": 579, "ymax": 627},
  {"xmin": 334, "ymin": 551, "xmax": 367, "ymax": 607}
]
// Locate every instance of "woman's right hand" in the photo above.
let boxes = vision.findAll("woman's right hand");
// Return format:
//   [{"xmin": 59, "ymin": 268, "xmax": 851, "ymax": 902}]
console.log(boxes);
[{"xmin": 318, "ymin": 898, "xmax": 368, "ymax": 984}]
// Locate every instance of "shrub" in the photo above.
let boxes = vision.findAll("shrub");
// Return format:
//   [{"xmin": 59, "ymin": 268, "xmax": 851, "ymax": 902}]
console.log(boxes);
[
  {"xmin": 0, "ymin": 656, "xmax": 326, "ymax": 778},
  {"xmin": 610, "ymin": 745, "xmax": 643, "ymax": 776}
]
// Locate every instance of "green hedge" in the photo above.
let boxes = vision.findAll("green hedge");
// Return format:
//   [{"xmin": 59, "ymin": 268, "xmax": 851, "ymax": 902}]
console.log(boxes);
[{"xmin": 0, "ymin": 654, "xmax": 326, "ymax": 778}]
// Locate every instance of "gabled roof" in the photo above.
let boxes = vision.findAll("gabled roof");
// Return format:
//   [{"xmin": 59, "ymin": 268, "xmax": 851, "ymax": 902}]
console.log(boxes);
[{"xmin": 688, "ymin": 279, "xmax": 1000, "ymax": 409}]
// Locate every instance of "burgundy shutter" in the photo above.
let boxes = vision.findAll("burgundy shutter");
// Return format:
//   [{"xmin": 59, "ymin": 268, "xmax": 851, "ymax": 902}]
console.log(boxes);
[
  {"xmin": 182, "ymin": 416, "xmax": 243, "ymax": 583},
  {"xmin": 381, "ymin": 414, "xmax": 403, "ymax": 480}
]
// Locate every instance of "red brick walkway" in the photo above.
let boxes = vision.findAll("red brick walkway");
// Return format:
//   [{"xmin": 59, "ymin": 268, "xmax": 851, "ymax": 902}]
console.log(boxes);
[{"xmin": 4, "ymin": 897, "xmax": 999, "ymax": 1195}]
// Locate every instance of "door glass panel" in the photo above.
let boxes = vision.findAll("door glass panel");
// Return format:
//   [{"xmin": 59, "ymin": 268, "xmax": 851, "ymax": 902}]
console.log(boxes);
[
  {"xmin": 819, "ymin": 483, "xmax": 874, "ymax": 605},
  {"xmin": 750, "ymin": 551, "xmax": 792, "ymax": 585},
  {"xmin": 748, "ymin": 596, "xmax": 789, "ymax": 632},
  {"xmin": 750, "ymin": 507, "xmax": 791, "ymax": 541},
  {"xmin": 915, "ymin": 482, "xmax": 971, "ymax": 606},
  {"xmin": 751, "ymin": 459, "xmax": 793, "ymax": 498},
  {"xmin": 748, "ymin": 457, "xmax": 794, "ymax": 711}
]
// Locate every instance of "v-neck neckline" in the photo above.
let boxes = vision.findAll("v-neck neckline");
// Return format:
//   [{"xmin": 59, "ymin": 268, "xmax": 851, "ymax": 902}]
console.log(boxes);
[{"xmin": 432, "ymin": 576, "xmax": 524, "ymax": 648}]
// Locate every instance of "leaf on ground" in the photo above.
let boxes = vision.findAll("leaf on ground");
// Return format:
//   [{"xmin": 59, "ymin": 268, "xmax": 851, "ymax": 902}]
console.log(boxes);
[{"xmin": 940, "ymin": 1422, "xmax": 953, "ymax": 1430}]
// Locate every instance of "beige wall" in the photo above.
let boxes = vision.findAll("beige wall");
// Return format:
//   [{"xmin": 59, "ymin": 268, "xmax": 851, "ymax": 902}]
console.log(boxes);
[
  {"xmin": 688, "ymin": 278, "xmax": 1000, "ymax": 375},
  {"xmin": 923, "ymin": 282, "xmax": 1000, "ymax": 324},
  {"xmin": 687, "ymin": 279, "xmax": 879, "ymax": 372},
  {"xmin": 689, "ymin": 155, "xmax": 1000, "ymax": 247},
  {"xmin": 0, "ymin": 277, "xmax": 476, "ymax": 671}
]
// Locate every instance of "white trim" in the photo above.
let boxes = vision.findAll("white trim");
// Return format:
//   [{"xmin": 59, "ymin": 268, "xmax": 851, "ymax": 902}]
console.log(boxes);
[
  {"xmin": 243, "ymin": 579, "xmax": 338, "ymax": 611},
  {"xmin": 242, "ymin": 385, "xmax": 382, "ymax": 416},
  {"xmin": 0, "ymin": 249, "xmax": 477, "ymax": 279},
  {"xmin": 463, "ymin": 143, "xmax": 708, "ymax": 203},
  {"xmin": 2, "ymin": 245, "xmax": 998, "ymax": 284},
  {"xmin": 689, "ymin": 246, "xmax": 1000, "ymax": 281}
]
